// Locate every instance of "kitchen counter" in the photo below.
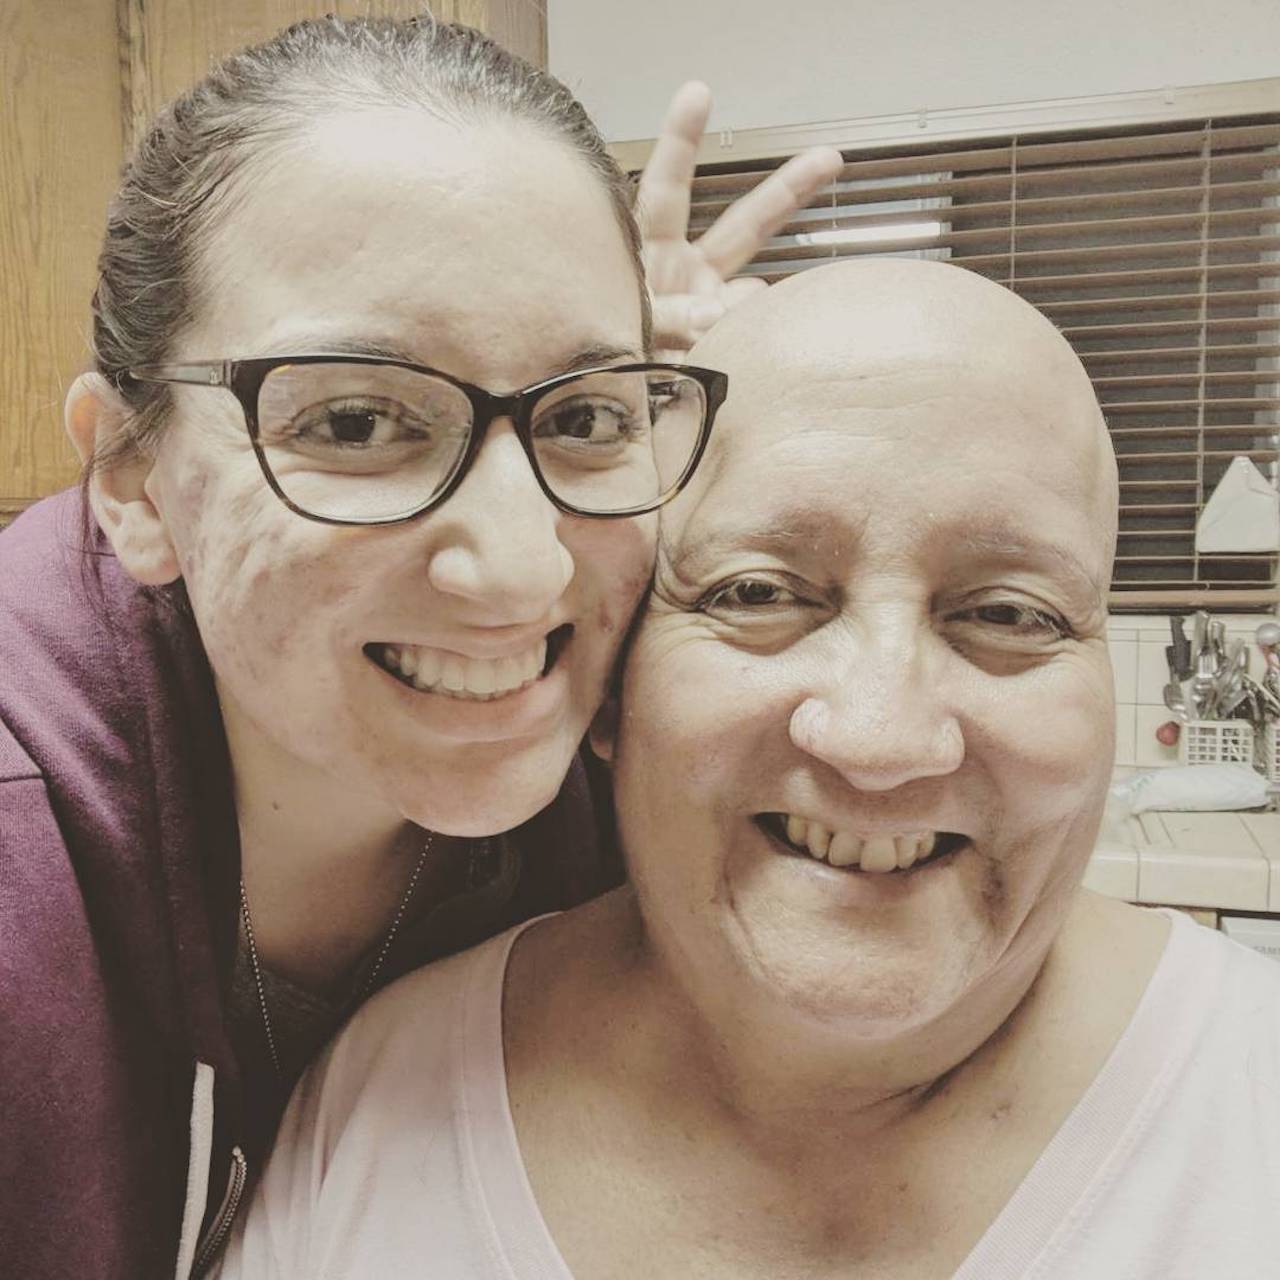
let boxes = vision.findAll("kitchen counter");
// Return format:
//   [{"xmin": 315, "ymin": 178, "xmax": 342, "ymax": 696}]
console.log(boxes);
[{"xmin": 1088, "ymin": 808, "xmax": 1280, "ymax": 911}]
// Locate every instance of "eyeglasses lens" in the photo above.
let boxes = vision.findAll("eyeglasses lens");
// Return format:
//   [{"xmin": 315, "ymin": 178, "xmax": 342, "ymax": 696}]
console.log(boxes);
[
  {"xmin": 528, "ymin": 369, "xmax": 707, "ymax": 513},
  {"xmin": 255, "ymin": 363, "xmax": 473, "ymax": 522},
  {"xmin": 255, "ymin": 363, "xmax": 707, "ymax": 521}
]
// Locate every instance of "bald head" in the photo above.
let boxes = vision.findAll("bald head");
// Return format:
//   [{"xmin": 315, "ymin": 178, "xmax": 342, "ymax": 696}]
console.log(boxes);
[
  {"xmin": 696, "ymin": 257, "xmax": 1084, "ymax": 374},
  {"xmin": 688, "ymin": 259, "xmax": 1116, "ymax": 550}
]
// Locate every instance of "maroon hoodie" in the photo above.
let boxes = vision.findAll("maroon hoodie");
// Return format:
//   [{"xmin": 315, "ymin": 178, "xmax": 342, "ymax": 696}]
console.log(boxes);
[{"xmin": 0, "ymin": 490, "xmax": 618, "ymax": 1279}]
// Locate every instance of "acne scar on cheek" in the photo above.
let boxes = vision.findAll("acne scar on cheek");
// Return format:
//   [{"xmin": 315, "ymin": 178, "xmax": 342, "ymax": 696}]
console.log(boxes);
[{"xmin": 314, "ymin": 574, "xmax": 363, "ymax": 609}]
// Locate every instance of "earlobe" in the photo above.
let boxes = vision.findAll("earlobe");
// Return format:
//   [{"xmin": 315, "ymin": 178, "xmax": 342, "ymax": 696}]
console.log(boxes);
[
  {"xmin": 65, "ymin": 373, "xmax": 182, "ymax": 586},
  {"xmin": 588, "ymin": 694, "xmax": 621, "ymax": 765}
]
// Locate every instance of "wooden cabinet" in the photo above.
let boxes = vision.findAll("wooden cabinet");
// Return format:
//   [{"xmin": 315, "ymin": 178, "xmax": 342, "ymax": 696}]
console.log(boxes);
[
  {"xmin": 0, "ymin": 0, "xmax": 122, "ymax": 520},
  {"xmin": 0, "ymin": 0, "xmax": 545, "ymax": 528}
]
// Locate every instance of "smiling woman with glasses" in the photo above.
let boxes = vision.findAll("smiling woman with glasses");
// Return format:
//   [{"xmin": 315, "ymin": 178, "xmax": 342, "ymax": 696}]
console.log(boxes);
[{"xmin": 0, "ymin": 14, "xmax": 839, "ymax": 1278}]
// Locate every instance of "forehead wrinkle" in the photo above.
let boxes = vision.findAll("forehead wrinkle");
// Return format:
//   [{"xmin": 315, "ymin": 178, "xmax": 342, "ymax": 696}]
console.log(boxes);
[{"xmin": 704, "ymin": 364, "xmax": 1102, "ymax": 485}]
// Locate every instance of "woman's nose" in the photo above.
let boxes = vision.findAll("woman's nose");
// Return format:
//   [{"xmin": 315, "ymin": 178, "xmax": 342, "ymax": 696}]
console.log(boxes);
[
  {"xmin": 788, "ymin": 628, "xmax": 964, "ymax": 792},
  {"xmin": 425, "ymin": 421, "xmax": 574, "ymax": 620}
]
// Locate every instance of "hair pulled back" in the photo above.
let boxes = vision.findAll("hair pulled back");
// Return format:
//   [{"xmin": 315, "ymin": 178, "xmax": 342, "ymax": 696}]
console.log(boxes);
[{"xmin": 90, "ymin": 13, "xmax": 649, "ymax": 472}]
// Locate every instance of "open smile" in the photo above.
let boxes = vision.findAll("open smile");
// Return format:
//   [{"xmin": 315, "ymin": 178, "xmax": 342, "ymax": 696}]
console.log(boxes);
[
  {"xmin": 365, "ymin": 624, "xmax": 573, "ymax": 701},
  {"xmin": 758, "ymin": 813, "xmax": 969, "ymax": 874}
]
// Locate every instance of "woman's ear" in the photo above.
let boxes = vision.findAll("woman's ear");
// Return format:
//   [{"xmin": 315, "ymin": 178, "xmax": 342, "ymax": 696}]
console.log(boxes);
[
  {"xmin": 65, "ymin": 373, "xmax": 182, "ymax": 586},
  {"xmin": 588, "ymin": 692, "xmax": 621, "ymax": 765}
]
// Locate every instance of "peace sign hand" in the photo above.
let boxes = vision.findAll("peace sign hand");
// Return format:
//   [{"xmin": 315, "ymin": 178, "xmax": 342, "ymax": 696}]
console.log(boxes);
[{"xmin": 637, "ymin": 82, "xmax": 844, "ymax": 357}]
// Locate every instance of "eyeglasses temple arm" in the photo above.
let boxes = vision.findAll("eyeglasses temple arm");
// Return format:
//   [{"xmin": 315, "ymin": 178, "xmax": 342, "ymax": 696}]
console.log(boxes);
[{"xmin": 125, "ymin": 362, "xmax": 230, "ymax": 388}]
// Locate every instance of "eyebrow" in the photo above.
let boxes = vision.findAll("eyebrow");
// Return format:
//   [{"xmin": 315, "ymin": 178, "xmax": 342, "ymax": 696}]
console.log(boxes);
[
  {"xmin": 261, "ymin": 336, "xmax": 644, "ymax": 381},
  {"xmin": 949, "ymin": 529, "xmax": 1104, "ymax": 596},
  {"xmin": 542, "ymin": 343, "xmax": 645, "ymax": 377}
]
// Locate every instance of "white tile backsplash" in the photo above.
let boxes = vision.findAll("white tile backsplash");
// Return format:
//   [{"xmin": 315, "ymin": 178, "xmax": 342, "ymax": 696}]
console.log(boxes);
[
  {"xmin": 1136, "ymin": 641, "xmax": 1171, "ymax": 706},
  {"xmin": 1121, "ymin": 614, "xmax": 1184, "ymax": 633},
  {"xmin": 1110, "ymin": 639, "xmax": 1137, "ymax": 703}
]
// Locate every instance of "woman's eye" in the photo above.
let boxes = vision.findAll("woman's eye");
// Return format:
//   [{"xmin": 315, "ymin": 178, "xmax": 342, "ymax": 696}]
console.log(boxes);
[
  {"xmin": 534, "ymin": 397, "xmax": 641, "ymax": 448},
  {"xmin": 290, "ymin": 397, "xmax": 426, "ymax": 449},
  {"xmin": 952, "ymin": 601, "xmax": 1071, "ymax": 639}
]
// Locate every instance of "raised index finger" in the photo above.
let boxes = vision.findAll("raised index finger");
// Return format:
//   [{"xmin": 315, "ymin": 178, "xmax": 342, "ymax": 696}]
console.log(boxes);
[{"xmin": 635, "ymin": 81, "xmax": 713, "ymax": 244}]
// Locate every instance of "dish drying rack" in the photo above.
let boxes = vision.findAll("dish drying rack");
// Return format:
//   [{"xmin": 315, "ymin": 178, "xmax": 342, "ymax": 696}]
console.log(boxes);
[{"xmin": 1169, "ymin": 616, "xmax": 1280, "ymax": 788}]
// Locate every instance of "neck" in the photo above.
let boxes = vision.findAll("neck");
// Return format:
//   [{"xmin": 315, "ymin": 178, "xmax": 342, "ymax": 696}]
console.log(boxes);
[{"xmin": 223, "ymin": 690, "xmax": 427, "ymax": 989}]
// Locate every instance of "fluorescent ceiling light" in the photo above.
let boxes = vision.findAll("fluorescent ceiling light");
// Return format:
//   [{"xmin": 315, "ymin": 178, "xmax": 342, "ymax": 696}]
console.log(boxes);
[{"xmin": 795, "ymin": 219, "xmax": 943, "ymax": 247}]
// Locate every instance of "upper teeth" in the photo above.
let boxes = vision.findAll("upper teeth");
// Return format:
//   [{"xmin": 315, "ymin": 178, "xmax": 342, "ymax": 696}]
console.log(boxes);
[
  {"xmin": 782, "ymin": 815, "xmax": 937, "ymax": 873},
  {"xmin": 379, "ymin": 640, "xmax": 546, "ymax": 700}
]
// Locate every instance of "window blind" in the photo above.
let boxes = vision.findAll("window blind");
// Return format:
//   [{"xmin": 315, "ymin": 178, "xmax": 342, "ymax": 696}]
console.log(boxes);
[{"xmin": 683, "ymin": 115, "xmax": 1280, "ymax": 611}]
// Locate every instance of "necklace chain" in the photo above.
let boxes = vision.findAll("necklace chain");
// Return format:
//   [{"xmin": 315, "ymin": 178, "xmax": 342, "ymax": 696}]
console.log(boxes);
[{"xmin": 239, "ymin": 834, "xmax": 433, "ymax": 1081}]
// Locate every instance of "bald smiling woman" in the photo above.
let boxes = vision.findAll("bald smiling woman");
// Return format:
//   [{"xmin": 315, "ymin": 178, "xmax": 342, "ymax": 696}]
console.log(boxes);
[{"xmin": 221, "ymin": 262, "xmax": 1280, "ymax": 1280}]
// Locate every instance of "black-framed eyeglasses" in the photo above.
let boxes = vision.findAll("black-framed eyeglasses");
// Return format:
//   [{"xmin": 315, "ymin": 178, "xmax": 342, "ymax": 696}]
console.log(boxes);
[{"xmin": 122, "ymin": 355, "xmax": 728, "ymax": 526}]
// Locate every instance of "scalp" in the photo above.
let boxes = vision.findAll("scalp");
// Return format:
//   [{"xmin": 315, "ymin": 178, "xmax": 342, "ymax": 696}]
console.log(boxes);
[
  {"xmin": 692, "ymin": 258, "xmax": 1080, "ymax": 379},
  {"xmin": 686, "ymin": 259, "xmax": 1117, "ymax": 550}
]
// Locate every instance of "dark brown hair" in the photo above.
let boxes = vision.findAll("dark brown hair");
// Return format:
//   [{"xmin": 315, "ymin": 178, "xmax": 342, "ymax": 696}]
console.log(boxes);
[{"xmin": 89, "ymin": 13, "xmax": 650, "ymax": 475}]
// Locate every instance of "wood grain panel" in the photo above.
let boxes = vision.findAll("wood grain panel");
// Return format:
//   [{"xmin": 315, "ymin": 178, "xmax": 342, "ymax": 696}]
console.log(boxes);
[
  {"xmin": 0, "ymin": 0, "xmax": 123, "ymax": 503},
  {"xmin": 487, "ymin": 0, "xmax": 547, "ymax": 68}
]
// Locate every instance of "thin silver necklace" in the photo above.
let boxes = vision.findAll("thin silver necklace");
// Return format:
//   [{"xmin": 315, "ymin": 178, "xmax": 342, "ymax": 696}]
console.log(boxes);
[{"xmin": 239, "ymin": 833, "xmax": 433, "ymax": 1080}]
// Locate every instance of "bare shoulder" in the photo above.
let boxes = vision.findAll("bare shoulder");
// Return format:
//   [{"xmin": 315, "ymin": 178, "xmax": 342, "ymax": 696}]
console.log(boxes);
[
  {"xmin": 503, "ymin": 888, "xmax": 635, "ymax": 1081},
  {"xmin": 509, "ymin": 889, "xmax": 632, "ymax": 986},
  {"xmin": 1070, "ymin": 889, "xmax": 1171, "ymax": 981}
]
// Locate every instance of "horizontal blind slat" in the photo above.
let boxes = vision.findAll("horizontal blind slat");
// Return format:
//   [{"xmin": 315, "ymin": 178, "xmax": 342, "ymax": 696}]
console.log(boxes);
[
  {"xmin": 1096, "ymin": 370, "xmax": 1280, "ymax": 388},
  {"xmin": 1063, "ymin": 316, "xmax": 1280, "ymax": 339},
  {"xmin": 1110, "ymin": 422, "xmax": 1280, "ymax": 438},
  {"xmin": 1082, "ymin": 344, "xmax": 1280, "ymax": 364},
  {"xmin": 1011, "ymin": 262, "xmax": 1280, "ymax": 293}
]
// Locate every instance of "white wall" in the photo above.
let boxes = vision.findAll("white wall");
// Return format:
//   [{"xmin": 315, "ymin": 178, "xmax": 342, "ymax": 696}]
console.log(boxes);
[{"xmin": 548, "ymin": 0, "xmax": 1280, "ymax": 142}]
